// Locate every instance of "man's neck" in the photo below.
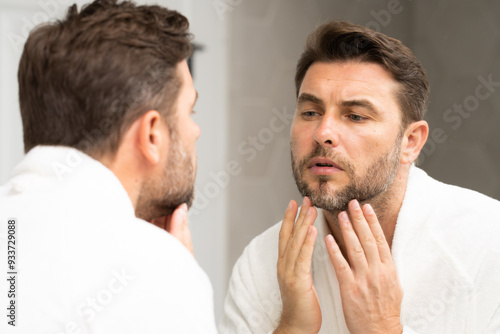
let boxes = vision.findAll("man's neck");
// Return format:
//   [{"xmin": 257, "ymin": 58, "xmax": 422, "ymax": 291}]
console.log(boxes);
[{"xmin": 323, "ymin": 167, "xmax": 409, "ymax": 261}]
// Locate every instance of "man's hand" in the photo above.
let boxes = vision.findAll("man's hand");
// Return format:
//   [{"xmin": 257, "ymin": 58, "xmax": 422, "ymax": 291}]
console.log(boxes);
[
  {"xmin": 151, "ymin": 204, "xmax": 194, "ymax": 256},
  {"xmin": 275, "ymin": 197, "xmax": 321, "ymax": 334},
  {"xmin": 325, "ymin": 200, "xmax": 403, "ymax": 334}
]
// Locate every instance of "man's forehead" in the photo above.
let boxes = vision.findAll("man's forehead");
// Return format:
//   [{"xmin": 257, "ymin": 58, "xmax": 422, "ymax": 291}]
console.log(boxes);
[
  {"xmin": 303, "ymin": 61, "xmax": 397, "ymax": 85},
  {"xmin": 299, "ymin": 61, "xmax": 401, "ymax": 103}
]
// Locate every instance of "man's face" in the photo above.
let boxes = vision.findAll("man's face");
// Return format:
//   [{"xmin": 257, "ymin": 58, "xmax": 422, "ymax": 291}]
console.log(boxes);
[
  {"xmin": 291, "ymin": 61, "xmax": 404, "ymax": 212},
  {"xmin": 136, "ymin": 60, "xmax": 200, "ymax": 220}
]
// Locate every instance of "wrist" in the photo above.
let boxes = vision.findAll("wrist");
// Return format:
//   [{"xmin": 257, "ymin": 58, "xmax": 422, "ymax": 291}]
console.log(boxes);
[{"xmin": 386, "ymin": 322, "xmax": 403, "ymax": 334}]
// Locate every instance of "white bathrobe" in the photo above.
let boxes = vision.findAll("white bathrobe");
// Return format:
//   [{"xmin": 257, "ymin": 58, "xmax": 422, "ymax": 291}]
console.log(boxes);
[
  {"xmin": 0, "ymin": 146, "xmax": 217, "ymax": 334},
  {"xmin": 220, "ymin": 166, "xmax": 500, "ymax": 333}
]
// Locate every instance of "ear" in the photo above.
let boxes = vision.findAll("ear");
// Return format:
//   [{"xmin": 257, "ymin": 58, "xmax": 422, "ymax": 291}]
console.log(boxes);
[
  {"xmin": 400, "ymin": 120, "xmax": 429, "ymax": 165},
  {"xmin": 137, "ymin": 110, "xmax": 169, "ymax": 166}
]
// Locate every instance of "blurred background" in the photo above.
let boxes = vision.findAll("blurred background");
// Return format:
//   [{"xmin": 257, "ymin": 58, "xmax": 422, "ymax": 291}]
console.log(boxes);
[{"xmin": 1, "ymin": 0, "xmax": 499, "ymax": 323}]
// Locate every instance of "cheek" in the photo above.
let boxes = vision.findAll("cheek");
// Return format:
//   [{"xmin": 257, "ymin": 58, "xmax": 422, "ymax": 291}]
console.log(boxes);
[
  {"xmin": 291, "ymin": 123, "xmax": 314, "ymax": 148},
  {"xmin": 290, "ymin": 130, "xmax": 303, "ymax": 156},
  {"xmin": 348, "ymin": 133, "xmax": 393, "ymax": 167},
  {"xmin": 364, "ymin": 128, "xmax": 398, "ymax": 154}
]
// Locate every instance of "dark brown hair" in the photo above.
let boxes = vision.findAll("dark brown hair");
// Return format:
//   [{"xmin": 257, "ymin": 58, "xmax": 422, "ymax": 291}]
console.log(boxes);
[
  {"xmin": 18, "ymin": 0, "xmax": 193, "ymax": 157},
  {"xmin": 295, "ymin": 21, "xmax": 429, "ymax": 127}
]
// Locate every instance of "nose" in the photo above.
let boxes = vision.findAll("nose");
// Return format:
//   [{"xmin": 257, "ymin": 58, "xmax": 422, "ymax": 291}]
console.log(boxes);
[{"xmin": 313, "ymin": 115, "xmax": 339, "ymax": 148}]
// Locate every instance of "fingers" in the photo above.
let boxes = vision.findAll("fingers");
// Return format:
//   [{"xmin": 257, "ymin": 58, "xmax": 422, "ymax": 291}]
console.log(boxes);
[
  {"xmin": 338, "ymin": 209, "xmax": 368, "ymax": 273},
  {"xmin": 283, "ymin": 198, "xmax": 316, "ymax": 271},
  {"xmin": 278, "ymin": 197, "xmax": 318, "ymax": 280},
  {"xmin": 278, "ymin": 200, "xmax": 298, "ymax": 259},
  {"xmin": 334, "ymin": 200, "xmax": 392, "ymax": 272},
  {"xmin": 326, "ymin": 200, "xmax": 403, "ymax": 334},
  {"xmin": 362, "ymin": 204, "xmax": 392, "ymax": 263},
  {"xmin": 278, "ymin": 197, "xmax": 313, "ymax": 259},
  {"xmin": 325, "ymin": 234, "xmax": 353, "ymax": 284},
  {"xmin": 276, "ymin": 198, "xmax": 322, "ymax": 333},
  {"xmin": 276, "ymin": 198, "xmax": 322, "ymax": 332},
  {"xmin": 346, "ymin": 200, "xmax": 380, "ymax": 266},
  {"xmin": 293, "ymin": 216, "xmax": 318, "ymax": 278}
]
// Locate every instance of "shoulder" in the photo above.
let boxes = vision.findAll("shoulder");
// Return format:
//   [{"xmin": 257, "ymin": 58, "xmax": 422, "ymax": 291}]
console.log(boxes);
[
  {"xmin": 411, "ymin": 168, "xmax": 500, "ymax": 270},
  {"xmin": 397, "ymin": 167, "xmax": 500, "ymax": 263},
  {"xmin": 118, "ymin": 217, "xmax": 210, "ymax": 284},
  {"xmin": 427, "ymin": 173, "xmax": 500, "ymax": 230},
  {"xmin": 91, "ymin": 218, "xmax": 217, "ymax": 331},
  {"xmin": 411, "ymin": 166, "xmax": 500, "ymax": 224},
  {"xmin": 0, "ymin": 197, "xmax": 216, "ymax": 331}
]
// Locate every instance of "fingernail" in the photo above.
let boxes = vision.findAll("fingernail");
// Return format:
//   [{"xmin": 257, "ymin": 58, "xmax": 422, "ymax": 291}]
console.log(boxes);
[
  {"xmin": 308, "ymin": 226, "xmax": 313, "ymax": 234},
  {"xmin": 302, "ymin": 197, "xmax": 307, "ymax": 206},
  {"xmin": 287, "ymin": 200, "xmax": 293, "ymax": 210},
  {"xmin": 180, "ymin": 203, "xmax": 188, "ymax": 214},
  {"xmin": 339, "ymin": 211, "xmax": 348, "ymax": 221},
  {"xmin": 307, "ymin": 207, "xmax": 313, "ymax": 215},
  {"xmin": 327, "ymin": 235, "xmax": 338, "ymax": 249}
]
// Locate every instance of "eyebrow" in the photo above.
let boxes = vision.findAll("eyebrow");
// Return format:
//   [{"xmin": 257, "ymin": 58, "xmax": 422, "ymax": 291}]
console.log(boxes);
[
  {"xmin": 297, "ymin": 93, "xmax": 323, "ymax": 106},
  {"xmin": 297, "ymin": 93, "xmax": 381, "ymax": 117},
  {"xmin": 341, "ymin": 99, "xmax": 380, "ymax": 116}
]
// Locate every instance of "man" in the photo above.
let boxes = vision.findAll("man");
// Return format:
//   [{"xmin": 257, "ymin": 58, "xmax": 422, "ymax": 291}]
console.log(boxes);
[
  {"xmin": 0, "ymin": 0, "xmax": 217, "ymax": 333},
  {"xmin": 220, "ymin": 21, "xmax": 500, "ymax": 333}
]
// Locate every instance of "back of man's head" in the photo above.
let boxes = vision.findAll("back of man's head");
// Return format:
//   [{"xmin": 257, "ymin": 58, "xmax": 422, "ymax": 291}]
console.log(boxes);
[{"xmin": 18, "ymin": 0, "xmax": 192, "ymax": 158}]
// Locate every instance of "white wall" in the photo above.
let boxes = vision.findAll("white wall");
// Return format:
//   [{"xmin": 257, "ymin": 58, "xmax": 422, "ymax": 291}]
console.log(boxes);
[
  {"xmin": 183, "ymin": 0, "xmax": 228, "ymax": 323},
  {"xmin": 0, "ymin": 0, "xmax": 228, "ymax": 322},
  {"xmin": 0, "ymin": 1, "xmax": 37, "ymax": 184}
]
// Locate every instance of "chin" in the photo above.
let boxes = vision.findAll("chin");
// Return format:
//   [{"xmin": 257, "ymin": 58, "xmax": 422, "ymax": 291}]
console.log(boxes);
[{"xmin": 309, "ymin": 177, "xmax": 345, "ymax": 191}]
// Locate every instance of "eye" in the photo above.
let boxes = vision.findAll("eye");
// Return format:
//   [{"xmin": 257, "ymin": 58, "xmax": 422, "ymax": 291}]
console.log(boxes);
[
  {"xmin": 347, "ymin": 114, "xmax": 366, "ymax": 122},
  {"xmin": 301, "ymin": 111, "xmax": 320, "ymax": 118}
]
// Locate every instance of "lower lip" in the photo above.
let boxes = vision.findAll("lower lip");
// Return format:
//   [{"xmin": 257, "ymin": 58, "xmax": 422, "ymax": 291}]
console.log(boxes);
[{"xmin": 308, "ymin": 166, "xmax": 343, "ymax": 175}]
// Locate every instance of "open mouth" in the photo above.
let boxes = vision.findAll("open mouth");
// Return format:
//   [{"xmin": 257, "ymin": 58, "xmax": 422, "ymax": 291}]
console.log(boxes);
[
  {"xmin": 307, "ymin": 158, "xmax": 342, "ymax": 170},
  {"xmin": 306, "ymin": 157, "xmax": 343, "ymax": 175}
]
